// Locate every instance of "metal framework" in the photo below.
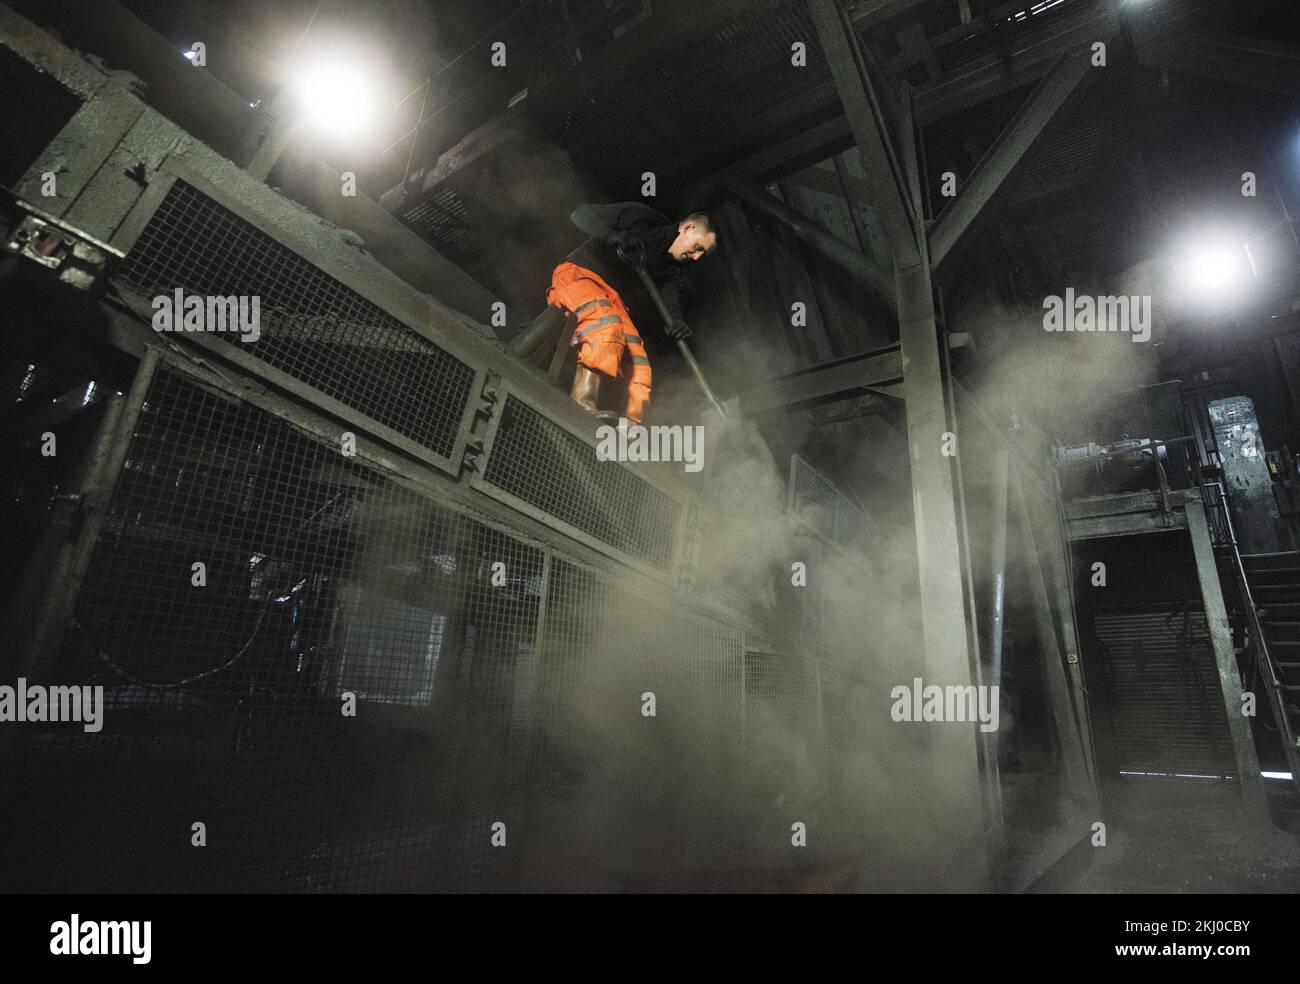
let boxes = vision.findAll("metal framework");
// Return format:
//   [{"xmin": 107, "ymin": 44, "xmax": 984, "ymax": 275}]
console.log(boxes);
[{"xmin": 0, "ymin": 8, "xmax": 889, "ymax": 891}]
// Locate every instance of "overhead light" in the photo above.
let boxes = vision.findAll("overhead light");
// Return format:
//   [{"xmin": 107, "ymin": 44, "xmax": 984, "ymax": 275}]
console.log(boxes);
[
  {"xmin": 1186, "ymin": 244, "xmax": 1238, "ymax": 290},
  {"xmin": 290, "ymin": 60, "xmax": 377, "ymax": 142},
  {"xmin": 1172, "ymin": 231, "xmax": 1255, "ymax": 305}
]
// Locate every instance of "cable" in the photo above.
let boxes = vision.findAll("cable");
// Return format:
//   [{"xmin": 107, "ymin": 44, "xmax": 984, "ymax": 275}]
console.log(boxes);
[{"xmin": 74, "ymin": 599, "xmax": 272, "ymax": 690}]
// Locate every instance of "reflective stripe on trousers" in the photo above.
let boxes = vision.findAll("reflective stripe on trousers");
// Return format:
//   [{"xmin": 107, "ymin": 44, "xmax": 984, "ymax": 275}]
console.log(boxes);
[{"xmin": 547, "ymin": 261, "xmax": 652, "ymax": 422}]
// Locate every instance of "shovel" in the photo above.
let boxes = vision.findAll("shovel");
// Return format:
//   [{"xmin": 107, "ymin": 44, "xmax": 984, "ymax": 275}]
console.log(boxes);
[{"xmin": 617, "ymin": 240, "xmax": 729, "ymax": 421}]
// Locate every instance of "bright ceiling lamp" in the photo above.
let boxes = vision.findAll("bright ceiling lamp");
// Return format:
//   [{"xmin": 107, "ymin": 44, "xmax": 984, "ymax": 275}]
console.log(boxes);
[
  {"xmin": 290, "ymin": 59, "xmax": 377, "ymax": 143},
  {"xmin": 1172, "ymin": 231, "xmax": 1255, "ymax": 305}
]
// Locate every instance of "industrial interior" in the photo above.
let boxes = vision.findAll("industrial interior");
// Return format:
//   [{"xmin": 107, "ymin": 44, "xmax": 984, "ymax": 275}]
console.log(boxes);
[{"xmin": 2, "ymin": 0, "xmax": 1299, "ymax": 894}]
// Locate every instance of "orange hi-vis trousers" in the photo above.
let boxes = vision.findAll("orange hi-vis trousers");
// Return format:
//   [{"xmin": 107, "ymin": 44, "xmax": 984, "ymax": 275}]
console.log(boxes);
[{"xmin": 547, "ymin": 262, "xmax": 652, "ymax": 423}]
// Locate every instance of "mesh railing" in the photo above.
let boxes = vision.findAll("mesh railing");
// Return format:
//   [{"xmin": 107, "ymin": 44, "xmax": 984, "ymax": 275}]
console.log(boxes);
[
  {"xmin": 483, "ymin": 395, "xmax": 682, "ymax": 571},
  {"xmin": 8, "ymin": 365, "xmax": 540, "ymax": 890},
  {"xmin": 2, "ymin": 362, "xmax": 826, "ymax": 891},
  {"xmin": 116, "ymin": 180, "xmax": 477, "ymax": 460}
]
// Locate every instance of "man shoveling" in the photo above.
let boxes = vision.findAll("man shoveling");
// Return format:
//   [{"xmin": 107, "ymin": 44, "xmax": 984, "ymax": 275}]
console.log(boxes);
[{"xmin": 547, "ymin": 203, "xmax": 717, "ymax": 425}]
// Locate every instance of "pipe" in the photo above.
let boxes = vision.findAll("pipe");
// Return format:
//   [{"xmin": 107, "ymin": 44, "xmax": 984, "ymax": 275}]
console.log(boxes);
[{"xmin": 987, "ymin": 448, "xmax": 1010, "ymax": 692}]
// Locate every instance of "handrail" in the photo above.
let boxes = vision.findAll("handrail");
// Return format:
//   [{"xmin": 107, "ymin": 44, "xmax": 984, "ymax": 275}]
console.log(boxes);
[{"xmin": 1198, "ymin": 480, "xmax": 1300, "ymax": 796}]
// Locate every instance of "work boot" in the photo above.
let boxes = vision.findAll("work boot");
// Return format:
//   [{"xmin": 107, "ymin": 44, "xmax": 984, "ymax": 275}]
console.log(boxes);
[
  {"xmin": 571, "ymin": 365, "xmax": 618, "ymax": 424},
  {"xmin": 570, "ymin": 364, "xmax": 601, "ymax": 412}
]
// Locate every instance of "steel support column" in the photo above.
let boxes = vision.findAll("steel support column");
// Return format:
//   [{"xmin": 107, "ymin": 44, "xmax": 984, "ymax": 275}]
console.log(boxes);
[
  {"xmin": 808, "ymin": 0, "xmax": 986, "ymax": 885},
  {"xmin": 1011, "ymin": 469, "xmax": 1093, "ymax": 801},
  {"xmin": 1043, "ymin": 467, "xmax": 1099, "ymax": 793},
  {"xmin": 1185, "ymin": 497, "xmax": 1270, "ymax": 824},
  {"xmin": 15, "ymin": 345, "xmax": 160, "ymax": 679},
  {"xmin": 985, "ymin": 448, "xmax": 1011, "ymax": 829}
]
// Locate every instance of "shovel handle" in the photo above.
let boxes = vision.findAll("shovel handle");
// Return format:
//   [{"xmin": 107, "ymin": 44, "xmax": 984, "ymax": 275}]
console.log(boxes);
[{"xmin": 616, "ymin": 242, "xmax": 728, "ymax": 420}]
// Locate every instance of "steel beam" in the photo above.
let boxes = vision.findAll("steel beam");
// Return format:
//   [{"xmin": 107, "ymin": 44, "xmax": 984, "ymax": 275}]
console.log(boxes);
[
  {"xmin": 913, "ymin": 0, "xmax": 1117, "ymax": 126},
  {"xmin": 1012, "ymin": 469, "xmax": 1093, "ymax": 801},
  {"xmin": 700, "ymin": 80, "xmax": 842, "ymax": 168},
  {"xmin": 808, "ymin": 0, "xmax": 920, "ymax": 262},
  {"xmin": 910, "ymin": 0, "xmax": 1219, "ymax": 126},
  {"xmin": 1043, "ymin": 468, "xmax": 1099, "ymax": 793},
  {"xmin": 725, "ymin": 114, "xmax": 855, "ymax": 186},
  {"xmin": 928, "ymin": 49, "xmax": 1092, "ymax": 279},
  {"xmin": 724, "ymin": 174, "xmax": 897, "ymax": 316},
  {"xmin": 810, "ymin": 0, "xmax": 988, "ymax": 879},
  {"xmin": 848, "ymin": 0, "xmax": 929, "ymax": 28},
  {"xmin": 1141, "ymin": 30, "xmax": 1300, "ymax": 99},
  {"xmin": 1185, "ymin": 498, "xmax": 1271, "ymax": 824},
  {"xmin": 732, "ymin": 344, "xmax": 902, "ymax": 416}
]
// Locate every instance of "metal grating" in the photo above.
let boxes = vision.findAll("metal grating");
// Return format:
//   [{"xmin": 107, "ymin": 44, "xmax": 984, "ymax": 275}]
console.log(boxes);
[
  {"xmin": 400, "ymin": 185, "xmax": 483, "ymax": 264},
  {"xmin": 116, "ymin": 180, "xmax": 476, "ymax": 459},
  {"xmin": 696, "ymin": 519, "xmax": 761, "ymax": 621},
  {"xmin": 483, "ymin": 395, "xmax": 682, "ymax": 571},
  {"xmin": 745, "ymin": 649, "xmax": 818, "ymax": 730},
  {"xmin": 789, "ymin": 454, "xmax": 881, "ymax": 562},
  {"xmin": 1093, "ymin": 608, "xmax": 1238, "ymax": 779},
  {"xmin": 790, "ymin": 454, "xmax": 838, "ymax": 540}
]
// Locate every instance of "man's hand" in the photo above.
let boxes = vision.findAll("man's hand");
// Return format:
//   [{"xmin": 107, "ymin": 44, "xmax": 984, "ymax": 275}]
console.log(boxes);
[
  {"xmin": 608, "ymin": 230, "xmax": 640, "ymax": 253},
  {"xmin": 666, "ymin": 318, "xmax": 693, "ymax": 341}
]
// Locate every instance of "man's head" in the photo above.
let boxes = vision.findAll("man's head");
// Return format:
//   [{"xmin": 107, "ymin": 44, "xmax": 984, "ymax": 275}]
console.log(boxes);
[{"xmin": 668, "ymin": 212, "xmax": 718, "ymax": 262}]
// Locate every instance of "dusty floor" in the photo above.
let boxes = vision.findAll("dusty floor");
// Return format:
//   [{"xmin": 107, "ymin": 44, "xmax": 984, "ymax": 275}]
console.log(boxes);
[{"xmin": 998, "ymin": 773, "xmax": 1300, "ymax": 893}]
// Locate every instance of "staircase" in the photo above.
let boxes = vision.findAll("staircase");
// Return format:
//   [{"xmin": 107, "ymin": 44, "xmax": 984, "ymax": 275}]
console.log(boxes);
[{"xmin": 1242, "ymin": 551, "xmax": 1300, "ymax": 783}]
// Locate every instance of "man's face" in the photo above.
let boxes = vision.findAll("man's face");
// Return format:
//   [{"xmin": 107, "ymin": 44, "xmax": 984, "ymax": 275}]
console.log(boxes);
[{"xmin": 668, "ymin": 221, "xmax": 718, "ymax": 262}]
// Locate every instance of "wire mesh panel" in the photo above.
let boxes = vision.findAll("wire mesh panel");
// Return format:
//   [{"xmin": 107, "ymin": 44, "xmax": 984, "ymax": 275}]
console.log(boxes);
[
  {"xmin": 744, "ymin": 649, "xmax": 818, "ymax": 731},
  {"xmin": 0, "ymin": 356, "xmax": 782, "ymax": 891},
  {"xmin": 692, "ymin": 511, "xmax": 764, "ymax": 622},
  {"xmin": 399, "ymin": 186, "xmax": 483, "ymax": 267},
  {"xmin": 3, "ymin": 363, "xmax": 551, "ymax": 891},
  {"xmin": 483, "ymin": 395, "xmax": 682, "ymax": 571},
  {"xmin": 789, "ymin": 454, "xmax": 838, "ymax": 541},
  {"xmin": 115, "ymin": 179, "xmax": 477, "ymax": 459}
]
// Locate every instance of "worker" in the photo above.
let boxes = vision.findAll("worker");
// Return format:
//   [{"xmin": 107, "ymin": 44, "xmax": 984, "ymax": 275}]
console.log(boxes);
[{"xmin": 547, "ymin": 203, "xmax": 718, "ymax": 424}]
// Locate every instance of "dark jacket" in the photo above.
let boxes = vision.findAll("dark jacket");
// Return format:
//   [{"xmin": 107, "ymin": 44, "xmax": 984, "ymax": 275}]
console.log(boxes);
[{"xmin": 562, "ymin": 202, "xmax": 692, "ymax": 329}]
